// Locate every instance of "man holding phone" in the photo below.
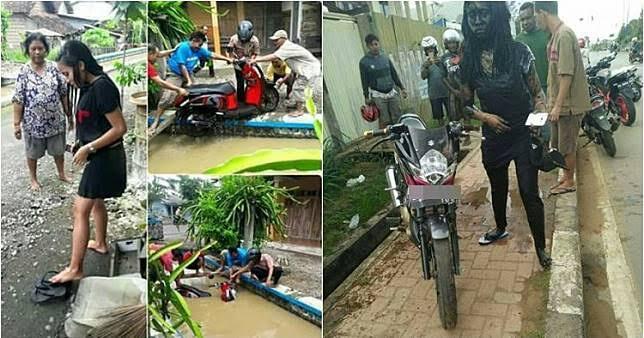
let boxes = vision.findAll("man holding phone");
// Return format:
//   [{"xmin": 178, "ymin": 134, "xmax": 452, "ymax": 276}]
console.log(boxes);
[{"xmin": 421, "ymin": 36, "xmax": 449, "ymax": 125}]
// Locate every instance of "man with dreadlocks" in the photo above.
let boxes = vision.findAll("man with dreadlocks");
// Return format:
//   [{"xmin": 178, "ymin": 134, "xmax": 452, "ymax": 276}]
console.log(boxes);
[{"xmin": 459, "ymin": 2, "xmax": 551, "ymax": 268}]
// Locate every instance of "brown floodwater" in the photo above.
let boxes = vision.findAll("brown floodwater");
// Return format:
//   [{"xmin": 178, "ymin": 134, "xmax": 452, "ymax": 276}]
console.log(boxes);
[
  {"xmin": 181, "ymin": 277, "xmax": 320, "ymax": 338},
  {"xmin": 149, "ymin": 134, "xmax": 320, "ymax": 174}
]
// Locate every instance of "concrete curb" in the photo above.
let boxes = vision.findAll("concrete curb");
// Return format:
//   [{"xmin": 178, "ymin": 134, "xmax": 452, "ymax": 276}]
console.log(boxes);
[
  {"xmin": 545, "ymin": 190, "xmax": 584, "ymax": 338},
  {"xmin": 586, "ymin": 146, "xmax": 642, "ymax": 337}
]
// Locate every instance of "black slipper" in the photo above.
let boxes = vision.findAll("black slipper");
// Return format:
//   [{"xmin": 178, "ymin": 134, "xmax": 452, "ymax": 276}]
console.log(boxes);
[
  {"xmin": 478, "ymin": 228, "xmax": 510, "ymax": 245},
  {"xmin": 31, "ymin": 271, "xmax": 71, "ymax": 304}
]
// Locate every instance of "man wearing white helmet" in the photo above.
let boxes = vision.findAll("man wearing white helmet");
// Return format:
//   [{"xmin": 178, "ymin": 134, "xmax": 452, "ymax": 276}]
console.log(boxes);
[
  {"xmin": 440, "ymin": 29, "xmax": 466, "ymax": 125},
  {"xmin": 420, "ymin": 35, "xmax": 449, "ymax": 125}
]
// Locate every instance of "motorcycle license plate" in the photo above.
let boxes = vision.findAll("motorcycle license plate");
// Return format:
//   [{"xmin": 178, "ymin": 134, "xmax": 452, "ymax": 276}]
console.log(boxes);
[{"xmin": 408, "ymin": 185, "xmax": 461, "ymax": 208}]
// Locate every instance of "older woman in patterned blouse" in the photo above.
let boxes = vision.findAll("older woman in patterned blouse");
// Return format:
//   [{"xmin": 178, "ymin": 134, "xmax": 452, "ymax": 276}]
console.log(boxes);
[{"xmin": 12, "ymin": 33, "xmax": 73, "ymax": 190}]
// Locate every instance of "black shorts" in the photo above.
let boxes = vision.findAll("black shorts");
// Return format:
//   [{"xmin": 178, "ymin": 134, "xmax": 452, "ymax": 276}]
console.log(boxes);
[
  {"xmin": 251, "ymin": 266, "xmax": 283, "ymax": 284},
  {"xmin": 78, "ymin": 144, "xmax": 126, "ymax": 199},
  {"xmin": 430, "ymin": 97, "xmax": 448, "ymax": 120}
]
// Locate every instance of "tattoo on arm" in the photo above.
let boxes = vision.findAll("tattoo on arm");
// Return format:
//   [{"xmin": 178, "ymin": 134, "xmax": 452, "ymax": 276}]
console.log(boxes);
[{"xmin": 526, "ymin": 63, "xmax": 546, "ymax": 111}]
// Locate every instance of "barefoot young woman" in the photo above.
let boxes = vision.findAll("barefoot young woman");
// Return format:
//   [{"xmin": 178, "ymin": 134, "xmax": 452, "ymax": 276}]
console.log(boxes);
[{"xmin": 50, "ymin": 41, "xmax": 127, "ymax": 283}]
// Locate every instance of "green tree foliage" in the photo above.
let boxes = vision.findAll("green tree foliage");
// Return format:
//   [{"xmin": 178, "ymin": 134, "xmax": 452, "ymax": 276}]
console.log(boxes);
[
  {"xmin": 148, "ymin": 1, "xmax": 196, "ymax": 50},
  {"xmin": 1, "ymin": 7, "xmax": 10, "ymax": 59},
  {"xmin": 81, "ymin": 28, "xmax": 114, "ymax": 48},
  {"xmin": 185, "ymin": 176, "xmax": 298, "ymax": 250},
  {"xmin": 185, "ymin": 188, "xmax": 239, "ymax": 249},
  {"xmin": 617, "ymin": 13, "xmax": 643, "ymax": 46}
]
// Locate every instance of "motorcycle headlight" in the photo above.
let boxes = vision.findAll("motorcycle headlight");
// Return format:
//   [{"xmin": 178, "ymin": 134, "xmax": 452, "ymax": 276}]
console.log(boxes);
[{"xmin": 420, "ymin": 149, "xmax": 449, "ymax": 184}]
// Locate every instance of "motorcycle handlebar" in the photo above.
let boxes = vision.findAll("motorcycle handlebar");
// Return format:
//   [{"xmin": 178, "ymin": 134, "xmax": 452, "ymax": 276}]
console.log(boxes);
[{"xmin": 364, "ymin": 128, "xmax": 388, "ymax": 138}]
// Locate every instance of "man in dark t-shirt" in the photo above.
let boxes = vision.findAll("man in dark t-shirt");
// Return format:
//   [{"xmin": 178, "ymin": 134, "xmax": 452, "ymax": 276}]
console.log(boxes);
[{"xmin": 359, "ymin": 34, "xmax": 407, "ymax": 128}]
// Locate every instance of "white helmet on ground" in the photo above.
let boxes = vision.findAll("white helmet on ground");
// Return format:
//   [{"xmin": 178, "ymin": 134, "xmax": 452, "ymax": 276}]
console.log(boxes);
[
  {"xmin": 442, "ymin": 29, "xmax": 463, "ymax": 47},
  {"xmin": 421, "ymin": 36, "xmax": 438, "ymax": 49}
]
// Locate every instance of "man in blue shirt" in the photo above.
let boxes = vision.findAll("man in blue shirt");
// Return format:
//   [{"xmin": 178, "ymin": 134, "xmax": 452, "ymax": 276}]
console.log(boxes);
[
  {"xmin": 214, "ymin": 246, "xmax": 248, "ymax": 279},
  {"xmin": 167, "ymin": 31, "xmax": 232, "ymax": 87}
]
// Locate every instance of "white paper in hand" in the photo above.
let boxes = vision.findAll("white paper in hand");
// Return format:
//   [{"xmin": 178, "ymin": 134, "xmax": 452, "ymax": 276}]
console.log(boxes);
[{"xmin": 525, "ymin": 112, "xmax": 549, "ymax": 127}]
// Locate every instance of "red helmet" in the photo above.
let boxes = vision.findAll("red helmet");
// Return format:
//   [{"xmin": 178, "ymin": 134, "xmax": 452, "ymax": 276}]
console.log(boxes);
[
  {"xmin": 578, "ymin": 38, "xmax": 586, "ymax": 48},
  {"xmin": 361, "ymin": 104, "xmax": 379, "ymax": 122}
]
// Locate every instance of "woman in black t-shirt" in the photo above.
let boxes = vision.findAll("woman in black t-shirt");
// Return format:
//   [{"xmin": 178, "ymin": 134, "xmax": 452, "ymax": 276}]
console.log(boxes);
[
  {"xmin": 459, "ymin": 2, "xmax": 551, "ymax": 269},
  {"xmin": 50, "ymin": 41, "xmax": 127, "ymax": 284}
]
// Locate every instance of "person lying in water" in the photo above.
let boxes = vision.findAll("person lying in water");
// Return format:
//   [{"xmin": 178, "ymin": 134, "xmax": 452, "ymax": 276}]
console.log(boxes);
[{"xmin": 229, "ymin": 248, "xmax": 283, "ymax": 287}]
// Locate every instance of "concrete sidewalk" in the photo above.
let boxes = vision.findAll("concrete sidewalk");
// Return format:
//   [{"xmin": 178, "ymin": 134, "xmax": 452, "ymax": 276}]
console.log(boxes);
[{"xmin": 324, "ymin": 148, "xmax": 557, "ymax": 337}]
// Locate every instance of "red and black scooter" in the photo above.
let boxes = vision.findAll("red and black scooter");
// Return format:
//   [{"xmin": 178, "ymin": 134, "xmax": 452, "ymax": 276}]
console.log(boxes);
[{"xmin": 173, "ymin": 58, "xmax": 279, "ymax": 136}]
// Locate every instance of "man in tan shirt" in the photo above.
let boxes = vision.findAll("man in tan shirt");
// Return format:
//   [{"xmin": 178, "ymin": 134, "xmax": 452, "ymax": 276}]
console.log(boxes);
[{"xmin": 535, "ymin": 1, "xmax": 591, "ymax": 195}]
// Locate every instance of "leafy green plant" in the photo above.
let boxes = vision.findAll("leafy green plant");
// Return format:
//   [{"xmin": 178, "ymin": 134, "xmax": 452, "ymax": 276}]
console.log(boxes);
[
  {"xmin": 81, "ymin": 28, "xmax": 115, "ymax": 48},
  {"xmin": 148, "ymin": 1, "xmax": 229, "ymax": 49},
  {"xmin": 185, "ymin": 176, "xmax": 298, "ymax": 248},
  {"xmin": 204, "ymin": 87, "xmax": 322, "ymax": 174},
  {"xmin": 215, "ymin": 176, "xmax": 297, "ymax": 247},
  {"xmin": 4, "ymin": 49, "xmax": 28, "ymax": 63},
  {"xmin": 114, "ymin": 61, "xmax": 145, "ymax": 88},
  {"xmin": 46, "ymin": 47, "xmax": 60, "ymax": 61},
  {"xmin": 103, "ymin": 19, "xmax": 119, "ymax": 31},
  {"xmin": 1, "ymin": 7, "xmax": 10, "ymax": 59},
  {"xmin": 148, "ymin": 241, "xmax": 215, "ymax": 338},
  {"xmin": 185, "ymin": 188, "xmax": 239, "ymax": 249}
]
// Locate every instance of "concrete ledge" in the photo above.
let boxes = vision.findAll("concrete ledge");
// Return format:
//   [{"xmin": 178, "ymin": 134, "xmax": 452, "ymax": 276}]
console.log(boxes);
[
  {"xmin": 546, "ymin": 188, "xmax": 584, "ymax": 337},
  {"xmin": 323, "ymin": 206, "xmax": 395, "ymax": 298},
  {"xmin": 545, "ymin": 311, "xmax": 584, "ymax": 338},
  {"xmin": 587, "ymin": 147, "xmax": 642, "ymax": 338}
]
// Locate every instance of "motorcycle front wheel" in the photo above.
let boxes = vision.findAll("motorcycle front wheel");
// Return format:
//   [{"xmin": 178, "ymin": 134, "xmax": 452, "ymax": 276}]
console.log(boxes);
[
  {"xmin": 434, "ymin": 238, "xmax": 457, "ymax": 329},
  {"xmin": 600, "ymin": 130, "xmax": 617, "ymax": 157},
  {"xmin": 259, "ymin": 86, "xmax": 280, "ymax": 113}
]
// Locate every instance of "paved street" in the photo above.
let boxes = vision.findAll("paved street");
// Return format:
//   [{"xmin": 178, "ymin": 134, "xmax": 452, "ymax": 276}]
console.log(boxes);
[
  {"xmin": 589, "ymin": 51, "xmax": 642, "ymax": 314},
  {"xmin": 325, "ymin": 148, "xmax": 558, "ymax": 337}
]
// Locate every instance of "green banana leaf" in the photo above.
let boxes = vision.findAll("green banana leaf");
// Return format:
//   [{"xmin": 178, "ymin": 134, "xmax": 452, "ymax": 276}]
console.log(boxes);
[{"xmin": 203, "ymin": 148, "xmax": 322, "ymax": 174}]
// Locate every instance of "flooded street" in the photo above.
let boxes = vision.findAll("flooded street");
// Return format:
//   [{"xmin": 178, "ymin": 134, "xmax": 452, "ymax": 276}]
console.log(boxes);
[
  {"xmin": 181, "ymin": 277, "xmax": 320, "ymax": 338},
  {"xmin": 149, "ymin": 134, "xmax": 319, "ymax": 173}
]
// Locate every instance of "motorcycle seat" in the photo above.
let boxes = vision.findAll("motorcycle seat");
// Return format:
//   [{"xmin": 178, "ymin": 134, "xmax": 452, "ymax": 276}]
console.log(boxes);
[{"xmin": 188, "ymin": 82, "xmax": 236, "ymax": 96}]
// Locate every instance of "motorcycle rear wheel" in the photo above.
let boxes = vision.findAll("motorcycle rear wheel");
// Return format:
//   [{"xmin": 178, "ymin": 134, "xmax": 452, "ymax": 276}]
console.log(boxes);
[
  {"xmin": 623, "ymin": 95, "xmax": 636, "ymax": 126},
  {"xmin": 434, "ymin": 238, "xmax": 457, "ymax": 329},
  {"xmin": 600, "ymin": 130, "xmax": 617, "ymax": 157}
]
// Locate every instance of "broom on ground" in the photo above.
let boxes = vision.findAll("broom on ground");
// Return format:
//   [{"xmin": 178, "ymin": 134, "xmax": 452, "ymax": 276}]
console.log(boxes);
[{"xmin": 89, "ymin": 303, "xmax": 146, "ymax": 338}]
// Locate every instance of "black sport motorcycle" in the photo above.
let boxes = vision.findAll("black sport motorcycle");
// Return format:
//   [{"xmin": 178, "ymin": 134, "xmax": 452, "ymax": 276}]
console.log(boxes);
[
  {"xmin": 586, "ymin": 53, "xmax": 638, "ymax": 127},
  {"xmin": 365, "ymin": 115, "xmax": 463, "ymax": 329},
  {"xmin": 581, "ymin": 95, "xmax": 617, "ymax": 157}
]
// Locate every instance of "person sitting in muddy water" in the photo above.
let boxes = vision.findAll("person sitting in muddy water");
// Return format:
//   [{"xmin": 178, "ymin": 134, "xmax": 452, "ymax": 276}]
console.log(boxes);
[
  {"xmin": 214, "ymin": 246, "xmax": 249, "ymax": 278},
  {"xmin": 147, "ymin": 44, "xmax": 189, "ymax": 133},
  {"xmin": 173, "ymin": 248, "xmax": 208, "ymax": 286},
  {"xmin": 267, "ymin": 58, "xmax": 296, "ymax": 100},
  {"xmin": 49, "ymin": 41, "xmax": 128, "ymax": 283},
  {"xmin": 12, "ymin": 32, "xmax": 73, "ymax": 190},
  {"xmin": 167, "ymin": 31, "xmax": 233, "ymax": 88},
  {"xmin": 230, "ymin": 248, "xmax": 283, "ymax": 287}
]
